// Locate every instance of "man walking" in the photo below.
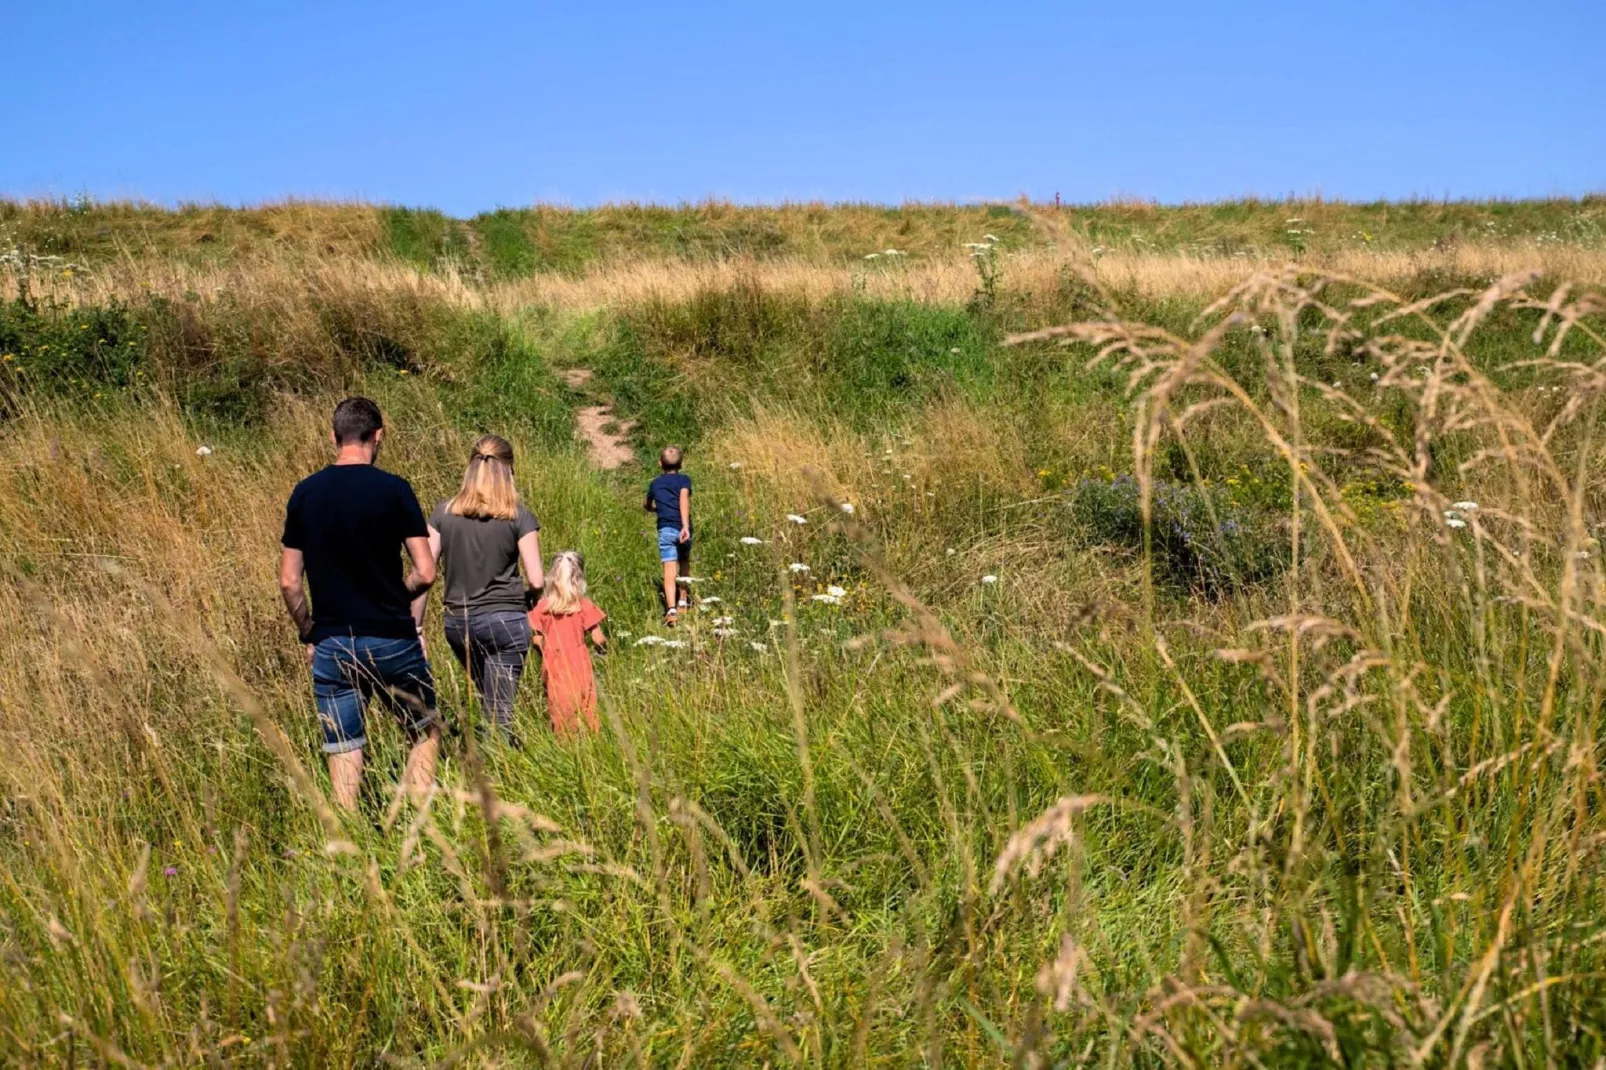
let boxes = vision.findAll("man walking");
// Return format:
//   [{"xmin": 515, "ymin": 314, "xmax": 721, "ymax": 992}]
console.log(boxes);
[{"xmin": 279, "ymin": 397, "xmax": 441, "ymax": 809}]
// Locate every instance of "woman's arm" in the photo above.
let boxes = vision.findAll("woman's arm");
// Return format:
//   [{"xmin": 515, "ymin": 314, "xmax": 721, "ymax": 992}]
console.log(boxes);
[{"xmin": 517, "ymin": 529, "xmax": 544, "ymax": 599}]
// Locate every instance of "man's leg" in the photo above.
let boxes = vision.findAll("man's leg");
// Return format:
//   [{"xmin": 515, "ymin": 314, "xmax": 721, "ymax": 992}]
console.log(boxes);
[
  {"xmin": 328, "ymin": 749, "xmax": 364, "ymax": 810},
  {"xmin": 404, "ymin": 724, "xmax": 441, "ymax": 805},
  {"xmin": 373, "ymin": 635, "xmax": 442, "ymax": 806},
  {"xmin": 313, "ymin": 638, "xmax": 368, "ymax": 810}
]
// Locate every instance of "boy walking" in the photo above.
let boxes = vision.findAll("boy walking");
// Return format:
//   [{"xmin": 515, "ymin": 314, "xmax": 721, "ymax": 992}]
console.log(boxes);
[{"xmin": 644, "ymin": 446, "xmax": 692, "ymax": 625}]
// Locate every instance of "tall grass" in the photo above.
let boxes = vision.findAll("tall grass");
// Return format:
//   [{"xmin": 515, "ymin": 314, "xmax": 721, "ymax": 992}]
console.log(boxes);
[{"xmin": 2, "ymin": 214, "xmax": 1606, "ymax": 1064}]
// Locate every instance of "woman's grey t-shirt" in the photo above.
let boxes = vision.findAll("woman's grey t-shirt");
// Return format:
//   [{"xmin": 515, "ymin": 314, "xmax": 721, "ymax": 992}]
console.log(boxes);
[{"xmin": 430, "ymin": 500, "xmax": 539, "ymax": 615}]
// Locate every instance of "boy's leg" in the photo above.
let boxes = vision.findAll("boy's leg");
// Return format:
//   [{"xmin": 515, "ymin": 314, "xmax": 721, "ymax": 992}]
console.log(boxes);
[
  {"xmin": 658, "ymin": 527, "xmax": 679, "ymax": 614},
  {"xmin": 677, "ymin": 540, "xmax": 692, "ymax": 608}
]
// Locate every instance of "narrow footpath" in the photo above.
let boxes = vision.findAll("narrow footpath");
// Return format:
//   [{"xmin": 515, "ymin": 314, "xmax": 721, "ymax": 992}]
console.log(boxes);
[{"xmin": 560, "ymin": 368, "xmax": 635, "ymax": 470}]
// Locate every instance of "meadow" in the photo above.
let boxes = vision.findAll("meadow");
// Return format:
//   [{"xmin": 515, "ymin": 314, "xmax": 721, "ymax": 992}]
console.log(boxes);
[{"xmin": 3, "ymin": 197, "xmax": 1606, "ymax": 1066}]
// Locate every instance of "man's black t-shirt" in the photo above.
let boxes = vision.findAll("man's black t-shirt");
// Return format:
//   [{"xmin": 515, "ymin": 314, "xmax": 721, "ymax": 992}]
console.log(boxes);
[
  {"xmin": 282, "ymin": 464, "xmax": 429, "ymax": 642},
  {"xmin": 646, "ymin": 472, "xmax": 692, "ymax": 531}
]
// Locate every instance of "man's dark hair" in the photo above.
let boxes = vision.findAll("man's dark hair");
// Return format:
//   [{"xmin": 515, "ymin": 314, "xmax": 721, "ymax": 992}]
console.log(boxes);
[{"xmin": 332, "ymin": 397, "xmax": 384, "ymax": 445}]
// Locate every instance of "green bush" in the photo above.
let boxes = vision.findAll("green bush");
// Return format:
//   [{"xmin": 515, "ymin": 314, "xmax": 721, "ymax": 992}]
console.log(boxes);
[
  {"xmin": 1074, "ymin": 474, "xmax": 1291, "ymax": 594},
  {"xmin": 0, "ymin": 296, "xmax": 148, "ymax": 404}
]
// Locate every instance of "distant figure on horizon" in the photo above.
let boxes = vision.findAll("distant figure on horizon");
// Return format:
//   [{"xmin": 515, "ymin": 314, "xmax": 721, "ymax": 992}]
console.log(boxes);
[
  {"xmin": 527, "ymin": 551, "xmax": 608, "ymax": 733},
  {"xmin": 423, "ymin": 434, "xmax": 544, "ymax": 743},
  {"xmin": 278, "ymin": 397, "xmax": 441, "ymax": 810},
  {"xmin": 645, "ymin": 445, "xmax": 692, "ymax": 626}
]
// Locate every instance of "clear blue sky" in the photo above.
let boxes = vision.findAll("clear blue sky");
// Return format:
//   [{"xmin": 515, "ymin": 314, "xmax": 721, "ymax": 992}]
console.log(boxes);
[{"xmin": 7, "ymin": 0, "xmax": 1603, "ymax": 214}]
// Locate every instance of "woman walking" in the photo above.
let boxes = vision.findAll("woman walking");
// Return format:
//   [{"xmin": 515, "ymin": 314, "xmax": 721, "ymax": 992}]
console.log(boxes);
[{"xmin": 423, "ymin": 435, "xmax": 543, "ymax": 741}]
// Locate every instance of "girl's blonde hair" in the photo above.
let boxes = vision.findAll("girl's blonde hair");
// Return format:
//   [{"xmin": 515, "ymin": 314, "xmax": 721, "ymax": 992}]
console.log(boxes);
[
  {"xmin": 544, "ymin": 551, "xmax": 587, "ymax": 615},
  {"xmin": 446, "ymin": 435, "xmax": 519, "ymax": 521}
]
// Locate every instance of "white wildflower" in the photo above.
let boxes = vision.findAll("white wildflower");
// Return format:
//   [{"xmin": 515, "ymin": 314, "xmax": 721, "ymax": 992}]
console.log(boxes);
[
  {"xmin": 1446, "ymin": 517, "xmax": 1468, "ymax": 529},
  {"xmin": 195, "ymin": 445, "xmax": 213, "ymax": 457},
  {"xmin": 740, "ymin": 536, "xmax": 764, "ymax": 545},
  {"xmin": 981, "ymin": 574, "xmax": 999, "ymax": 585},
  {"xmin": 864, "ymin": 253, "xmax": 880, "ymax": 260},
  {"xmin": 1452, "ymin": 501, "xmax": 1479, "ymax": 511},
  {"xmin": 811, "ymin": 594, "xmax": 841, "ymax": 605},
  {"xmin": 883, "ymin": 248, "xmax": 903, "ymax": 256},
  {"xmin": 950, "ymin": 347, "xmax": 961, "ymax": 354},
  {"xmin": 984, "ymin": 233, "xmax": 1000, "ymax": 243},
  {"xmin": 675, "ymin": 576, "xmax": 702, "ymax": 585},
  {"xmin": 826, "ymin": 585, "xmax": 847, "ymax": 598},
  {"xmin": 839, "ymin": 502, "xmax": 855, "ymax": 515},
  {"xmin": 1576, "ymin": 550, "xmax": 1592, "ymax": 560},
  {"xmin": 1370, "ymin": 372, "xmax": 1380, "ymax": 382},
  {"xmin": 712, "ymin": 628, "xmax": 737, "ymax": 639},
  {"xmin": 788, "ymin": 562, "xmax": 811, "ymax": 573},
  {"xmin": 635, "ymin": 635, "xmax": 665, "ymax": 646},
  {"xmin": 661, "ymin": 640, "xmax": 687, "ymax": 650},
  {"xmin": 617, "ymin": 630, "xmax": 632, "ymax": 638},
  {"xmin": 748, "ymin": 641, "xmax": 768, "ymax": 653},
  {"xmin": 699, "ymin": 596, "xmax": 721, "ymax": 605},
  {"xmin": 728, "ymin": 461, "xmax": 743, "ymax": 470},
  {"xmin": 712, "ymin": 615, "xmax": 734, "ymax": 626},
  {"xmin": 786, "ymin": 514, "xmax": 808, "ymax": 525},
  {"xmin": 946, "ymin": 548, "xmax": 956, "ymax": 556}
]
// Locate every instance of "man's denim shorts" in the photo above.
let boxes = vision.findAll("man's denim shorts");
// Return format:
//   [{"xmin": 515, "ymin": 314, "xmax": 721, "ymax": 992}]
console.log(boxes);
[
  {"xmin": 657, "ymin": 526, "xmax": 691, "ymax": 563},
  {"xmin": 311, "ymin": 635, "xmax": 438, "ymax": 755}
]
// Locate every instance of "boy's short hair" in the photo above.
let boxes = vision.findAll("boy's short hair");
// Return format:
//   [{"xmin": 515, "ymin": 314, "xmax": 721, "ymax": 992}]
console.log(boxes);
[
  {"xmin": 659, "ymin": 446, "xmax": 683, "ymax": 471},
  {"xmin": 332, "ymin": 397, "xmax": 384, "ymax": 445}
]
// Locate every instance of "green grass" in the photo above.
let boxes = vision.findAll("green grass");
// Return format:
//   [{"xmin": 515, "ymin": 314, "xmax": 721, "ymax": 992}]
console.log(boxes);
[
  {"xmin": 3, "ymin": 233, "xmax": 1606, "ymax": 1064},
  {"xmin": 6, "ymin": 195, "xmax": 1605, "ymax": 273}
]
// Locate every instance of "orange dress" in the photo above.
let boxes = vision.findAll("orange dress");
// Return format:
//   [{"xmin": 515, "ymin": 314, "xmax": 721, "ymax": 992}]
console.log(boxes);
[{"xmin": 527, "ymin": 597, "xmax": 606, "ymax": 733}]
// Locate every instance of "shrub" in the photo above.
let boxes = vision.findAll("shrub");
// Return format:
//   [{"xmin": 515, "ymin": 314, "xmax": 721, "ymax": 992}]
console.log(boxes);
[{"xmin": 1073, "ymin": 474, "xmax": 1291, "ymax": 594}]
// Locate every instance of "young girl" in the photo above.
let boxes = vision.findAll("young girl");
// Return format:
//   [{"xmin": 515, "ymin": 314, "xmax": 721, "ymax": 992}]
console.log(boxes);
[{"xmin": 527, "ymin": 551, "xmax": 607, "ymax": 733}]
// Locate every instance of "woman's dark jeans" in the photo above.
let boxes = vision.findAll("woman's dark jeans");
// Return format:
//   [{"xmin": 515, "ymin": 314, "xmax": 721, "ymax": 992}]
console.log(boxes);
[{"xmin": 442, "ymin": 610, "xmax": 530, "ymax": 739}]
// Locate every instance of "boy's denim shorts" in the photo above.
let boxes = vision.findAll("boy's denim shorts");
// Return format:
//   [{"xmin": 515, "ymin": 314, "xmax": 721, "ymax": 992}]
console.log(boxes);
[
  {"xmin": 657, "ymin": 526, "xmax": 691, "ymax": 564},
  {"xmin": 311, "ymin": 635, "xmax": 438, "ymax": 754}
]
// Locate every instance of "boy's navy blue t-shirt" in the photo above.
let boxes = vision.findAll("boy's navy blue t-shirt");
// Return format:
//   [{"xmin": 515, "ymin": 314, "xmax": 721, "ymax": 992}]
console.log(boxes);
[
  {"xmin": 282, "ymin": 464, "xmax": 428, "ymax": 642},
  {"xmin": 646, "ymin": 472, "xmax": 692, "ymax": 531}
]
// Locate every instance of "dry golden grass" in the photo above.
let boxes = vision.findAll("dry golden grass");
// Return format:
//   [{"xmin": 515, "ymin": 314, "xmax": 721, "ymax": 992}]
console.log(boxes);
[{"xmin": 18, "ymin": 240, "xmax": 1606, "ymax": 325}]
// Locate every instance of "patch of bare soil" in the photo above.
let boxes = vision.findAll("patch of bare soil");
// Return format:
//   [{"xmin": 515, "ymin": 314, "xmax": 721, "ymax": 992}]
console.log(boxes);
[
  {"xmin": 576, "ymin": 405, "xmax": 635, "ymax": 469},
  {"xmin": 558, "ymin": 368, "xmax": 594, "ymax": 389}
]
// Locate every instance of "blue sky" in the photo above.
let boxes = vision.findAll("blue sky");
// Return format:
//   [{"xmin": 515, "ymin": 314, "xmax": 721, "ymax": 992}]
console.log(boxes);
[{"xmin": 6, "ymin": 1, "xmax": 1603, "ymax": 213}]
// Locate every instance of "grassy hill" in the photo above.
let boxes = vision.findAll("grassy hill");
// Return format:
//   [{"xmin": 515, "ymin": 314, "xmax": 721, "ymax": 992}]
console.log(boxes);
[
  {"xmin": 3, "ymin": 199, "xmax": 1606, "ymax": 1065},
  {"xmin": 6, "ymin": 195, "xmax": 1605, "ymax": 273}
]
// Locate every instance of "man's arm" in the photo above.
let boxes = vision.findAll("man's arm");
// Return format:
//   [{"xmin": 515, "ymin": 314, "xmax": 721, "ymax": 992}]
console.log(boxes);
[
  {"xmin": 678, "ymin": 487, "xmax": 691, "ymax": 543},
  {"xmin": 410, "ymin": 526, "xmax": 442, "ymax": 628},
  {"xmin": 279, "ymin": 548, "xmax": 313, "ymax": 642}
]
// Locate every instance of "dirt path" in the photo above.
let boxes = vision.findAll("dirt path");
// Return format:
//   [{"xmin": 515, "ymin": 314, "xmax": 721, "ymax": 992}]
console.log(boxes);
[{"xmin": 561, "ymin": 368, "xmax": 635, "ymax": 470}]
